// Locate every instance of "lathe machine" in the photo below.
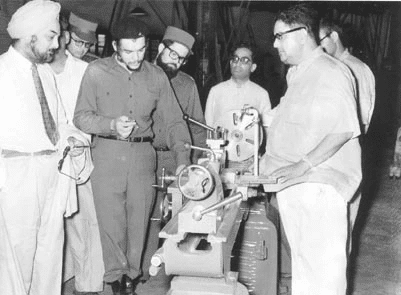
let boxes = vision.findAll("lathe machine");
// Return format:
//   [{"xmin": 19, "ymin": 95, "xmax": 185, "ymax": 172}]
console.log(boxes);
[{"xmin": 150, "ymin": 107, "xmax": 291, "ymax": 295}]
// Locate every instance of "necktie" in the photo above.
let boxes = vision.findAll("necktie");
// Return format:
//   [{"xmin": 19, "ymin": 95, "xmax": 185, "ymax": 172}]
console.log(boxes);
[{"xmin": 31, "ymin": 64, "xmax": 59, "ymax": 145}]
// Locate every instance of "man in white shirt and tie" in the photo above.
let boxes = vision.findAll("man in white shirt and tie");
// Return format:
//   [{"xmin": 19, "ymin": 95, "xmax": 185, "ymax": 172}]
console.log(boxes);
[{"xmin": 0, "ymin": 1, "xmax": 90, "ymax": 294}]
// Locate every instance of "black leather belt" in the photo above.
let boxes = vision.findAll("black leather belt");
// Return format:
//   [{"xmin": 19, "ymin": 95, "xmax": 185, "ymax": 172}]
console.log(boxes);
[
  {"xmin": 154, "ymin": 146, "xmax": 170, "ymax": 152},
  {"xmin": 97, "ymin": 135, "xmax": 152, "ymax": 143},
  {"xmin": 2, "ymin": 149, "xmax": 56, "ymax": 158}
]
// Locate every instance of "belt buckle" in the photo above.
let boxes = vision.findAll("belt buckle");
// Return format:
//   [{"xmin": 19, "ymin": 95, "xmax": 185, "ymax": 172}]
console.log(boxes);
[
  {"xmin": 131, "ymin": 137, "xmax": 143, "ymax": 143},
  {"xmin": 156, "ymin": 146, "xmax": 169, "ymax": 152},
  {"xmin": 114, "ymin": 136, "xmax": 130, "ymax": 142}
]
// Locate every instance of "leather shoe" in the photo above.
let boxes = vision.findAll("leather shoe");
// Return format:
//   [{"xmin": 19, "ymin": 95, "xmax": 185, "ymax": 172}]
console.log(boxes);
[
  {"xmin": 109, "ymin": 280, "xmax": 121, "ymax": 295},
  {"xmin": 121, "ymin": 275, "xmax": 140, "ymax": 294}
]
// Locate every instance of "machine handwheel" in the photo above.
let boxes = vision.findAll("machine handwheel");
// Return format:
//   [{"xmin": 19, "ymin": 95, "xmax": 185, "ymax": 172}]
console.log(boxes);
[
  {"xmin": 178, "ymin": 164, "xmax": 214, "ymax": 201},
  {"xmin": 160, "ymin": 194, "xmax": 172, "ymax": 224}
]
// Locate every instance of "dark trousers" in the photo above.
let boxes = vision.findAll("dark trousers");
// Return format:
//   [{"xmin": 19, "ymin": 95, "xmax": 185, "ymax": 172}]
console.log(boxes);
[{"xmin": 91, "ymin": 138, "xmax": 156, "ymax": 283}]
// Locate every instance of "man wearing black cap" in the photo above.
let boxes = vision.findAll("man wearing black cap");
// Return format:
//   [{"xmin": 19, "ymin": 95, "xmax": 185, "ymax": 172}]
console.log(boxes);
[
  {"xmin": 50, "ymin": 15, "xmax": 104, "ymax": 295},
  {"xmin": 154, "ymin": 26, "xmax": 206, "ymax": 159},
  {"xmin": 67, "ymin": 12, "xmax": 99, "ymax": 62},
  {"xmin": 141, "ymin": 26, "xmax": 207, "ymax": 282},
  {"xmin": 73, "ymin": 17, "xmax": 191, "ymax": 295}
]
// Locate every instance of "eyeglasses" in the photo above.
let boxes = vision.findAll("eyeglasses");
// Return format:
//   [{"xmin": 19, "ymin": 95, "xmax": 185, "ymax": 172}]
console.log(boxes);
[
  {"xmin": 71, "ymin": 36, "xmax": 93, "ymax": 48},
  {"xmin": 58, "ymin": 145, "xmax": 89, "ymax": 181},
  {"xmin": 230, "ymin": 55, "xmax": 252, "ymax": 65},
  {"xmin": 272, "ymin": 26, "xmax": 306, "ymax": 42},
  {"xmin": 319, "ymin": 32, "xmax": 332, "ymax": 43},
  {"xmin": 163, "ymin": 43, "xmax": 187, "ymax": 65}
]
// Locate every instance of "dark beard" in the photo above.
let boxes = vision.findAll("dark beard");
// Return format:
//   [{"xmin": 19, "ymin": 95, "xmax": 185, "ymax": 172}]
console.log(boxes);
[
  {"xmin": 116, "ymin": 52, "xmax": 142, "ymax": 72},
  {"xmin": 31, "ymin": 45, "xmax": 55, "ymax": 63},
  {"xmin": 127, "ymin": 63, "xmax": 142, "ymax": 72},
  {"xmin": 156, "ymin": 55, "xmax": 178, "ymax": 79}
]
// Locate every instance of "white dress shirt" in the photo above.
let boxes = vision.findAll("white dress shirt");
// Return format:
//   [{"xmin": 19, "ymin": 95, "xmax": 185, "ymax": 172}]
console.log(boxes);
[
  {"xmin": 339, "ymin": 49, "xmax": 375, "ymax": 134},
  {"xmin": 0, "ymin": 46, "xmax": 67, "ymax": 152},
  {"xmin": 205, "ymin": 78, "xmax": 271, "ymax": 128}
]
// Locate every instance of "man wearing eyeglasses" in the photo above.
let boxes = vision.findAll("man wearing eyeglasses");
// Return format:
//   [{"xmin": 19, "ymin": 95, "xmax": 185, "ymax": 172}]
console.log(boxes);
[
  {"xmin": 74, "ymin": 17, "xmax": 191, "ymax": 295},
  {"xmin": 50, "ymin": 14, "xmax": 104, "ymax": 295},
  {"xmin": 140, "ymin": 26, "xmax": 207, "ymax": 284},
  {"xmin": 205, "ymin": 42, "xmax": 271, "ymax": 166},
  {"xmin": 319, "ymin": 17, "xmax": 375, "ymax": 241},
  {"xmin": 259, "ymin": 4, "xmax": 361, "ymax": 294},
  {"xmin": 67, "ymin": 12, "xmax": 99, "ymax": 63},
  {"xmin": 319, "ymin": 18, "xmax": 375, "ymax": 135},
  {"xmin": 153, "ymin": 26, "xmax": 206, "ymax": 163}
]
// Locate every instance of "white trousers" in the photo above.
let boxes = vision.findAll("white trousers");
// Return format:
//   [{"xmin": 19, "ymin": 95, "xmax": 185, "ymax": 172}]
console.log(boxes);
[
  {"xmin": 349, "ymin": 191, "xmax": 361, "ymax": 232},
  {"xmin": 0, "ymin": 155, "xmax": 65, "ymax": 295},
  {"xmin": 277, "ymin": 183, "xmax": 348, "ymax": 295},
  {"xmin": 63, "ymin": 180, "xmax": 105, "ymax": 292}
]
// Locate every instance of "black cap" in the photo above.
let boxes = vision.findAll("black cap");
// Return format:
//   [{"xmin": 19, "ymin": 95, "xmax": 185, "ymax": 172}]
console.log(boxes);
[{"xmin": 112, "ymin": 16, "xmax": 149, "ymax": 40}]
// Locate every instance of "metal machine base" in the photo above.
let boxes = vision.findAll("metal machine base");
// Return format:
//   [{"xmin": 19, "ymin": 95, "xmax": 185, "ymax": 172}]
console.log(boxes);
[{"xmin": 167, "ymin": 274, "xmax": 249, "ymax": 295}]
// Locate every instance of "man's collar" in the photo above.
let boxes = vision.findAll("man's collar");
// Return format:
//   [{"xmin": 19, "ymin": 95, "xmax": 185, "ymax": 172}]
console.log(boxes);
[
  {"xmin": 8, "ymin": 45, "xmax": 34, "ymax": 70},
  {"xmin": 293, "ymin": 47, "xmax": 323, "ymax": 69},
  {"xmin": 230, "ymin": 76, "xmax": 250, "ymax": 87},
  {"xmin": 338, "ymin": 48, "xmax": 350, "ymax": 62},
  {"xmin": 287, "ymin": 47, "xmax": 324, "ymax": 81}
]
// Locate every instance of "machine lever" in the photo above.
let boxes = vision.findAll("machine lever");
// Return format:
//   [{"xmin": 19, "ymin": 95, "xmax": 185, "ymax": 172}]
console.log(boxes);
[
  {"xmin": 192, "ymin": 192, "xmax": 243, "ymax": 221},
  {"xmin": 184, "ymin": 143, "xmax": 217, "ymax": 162},
  {"xmin": 183, "ymin": 114, "xmax": 215, "ymax": 132}
]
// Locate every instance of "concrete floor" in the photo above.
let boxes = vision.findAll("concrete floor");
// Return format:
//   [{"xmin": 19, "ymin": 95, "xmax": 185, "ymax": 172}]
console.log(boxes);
[
  {"xmin": 63, "ymin": 269, "xmax": 171, "ymax": 295},
  {"xmin": 347, "ymin": 141, "xmax": 401, "ymax": 295},
  {"xmin": 63, "ymin": 134, "xmax": 401, "ymax": 295}
]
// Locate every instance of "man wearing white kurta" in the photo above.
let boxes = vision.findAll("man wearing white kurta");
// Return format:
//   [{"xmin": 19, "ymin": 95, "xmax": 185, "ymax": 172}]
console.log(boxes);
[
  {"xmin": 319, "ymin": 18, "xmax": 376, "ymax": 233},
  {"xmin": 260, "ymin": 4, "xmax": 361, "ymax": 295},
  {"xmin": 205, "ymin": 43, "xmax": 271, "ymax": 129},
  {"xmin": 205, "ymin": 43, "xmax": 271, "ymax": 168},
  {"xmin": 0, "ymin": 1, "xmax": 90, "ymax": 294},
  {"xmin": 319, "ymin": 18, "xmax": 375, "ymax": 135},
  {"xmin": 50, "ymin": 21, "xmax": 104, "ymax": 294}
]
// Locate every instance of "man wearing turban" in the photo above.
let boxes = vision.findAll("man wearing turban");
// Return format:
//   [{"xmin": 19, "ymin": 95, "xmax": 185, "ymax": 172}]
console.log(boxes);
[{"xmin": 0, "ymin": 1, "xmax": 92, "ymax": 294}]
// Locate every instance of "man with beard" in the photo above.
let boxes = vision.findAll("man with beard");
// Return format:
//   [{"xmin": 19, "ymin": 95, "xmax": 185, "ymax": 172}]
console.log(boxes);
[
  {"xmin": 0, "ymin": 1, "xmax": 90, "ymax": 294},
  {"xmin": 141, "ymin": 26, "xmax": 207, "ymax": 283},
  {"xmin": 74, "ymin": 17, "xmax": 191, "ymax": 295},
  {"xmin": 154, "ymin": 26, "xmax": 206, "ymax": 157}
]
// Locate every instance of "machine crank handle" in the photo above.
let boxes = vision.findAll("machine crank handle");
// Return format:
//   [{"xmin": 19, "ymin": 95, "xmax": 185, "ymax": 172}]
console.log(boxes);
[
  {"xmin": 192, "ymin": 192, "xmax": 243, "ymax": 221},
  {"xmin": 183, "ymin": 114, "xmax": 215, "ymax": 132},
  {"xmin": 149, "ymin": 248, "xmax": 165, "ymax": 276},
  {"xmin": 152, "ymin": 168, "xmax": 177, "ymax": 190},
  {"xmin": 184, "ymin": 143, "xmax": 217, "ymax": 161}
]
